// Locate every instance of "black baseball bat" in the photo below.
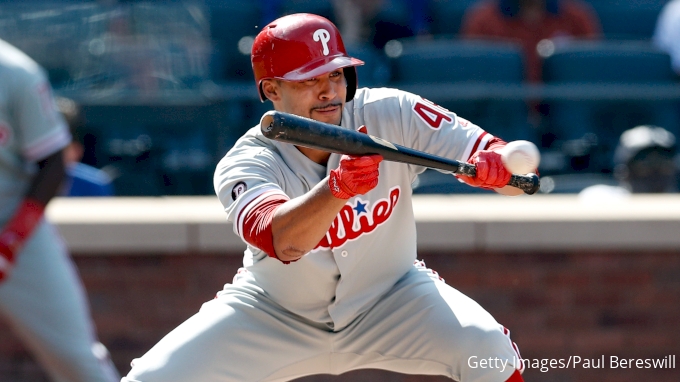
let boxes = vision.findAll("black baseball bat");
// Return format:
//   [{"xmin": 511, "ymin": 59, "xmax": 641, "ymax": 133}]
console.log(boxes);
[{"xmin": 259, "ymin": 111, "xmax": 540, "ymax": 195}]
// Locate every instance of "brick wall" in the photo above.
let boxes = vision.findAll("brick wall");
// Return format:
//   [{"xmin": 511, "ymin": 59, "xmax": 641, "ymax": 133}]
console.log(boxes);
[{"xmin": 1, "ymin": 250, "xmax": 678, "ymax": 382}]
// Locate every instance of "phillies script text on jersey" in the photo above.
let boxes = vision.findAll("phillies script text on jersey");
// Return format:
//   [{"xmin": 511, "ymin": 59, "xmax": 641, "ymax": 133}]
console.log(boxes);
[{"xmin": 314, "ymin": 186, "xmax": 400, "ymax": 250}]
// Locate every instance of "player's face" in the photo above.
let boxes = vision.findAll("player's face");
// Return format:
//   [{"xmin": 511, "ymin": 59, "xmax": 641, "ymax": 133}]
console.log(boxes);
[{"xmin": 274, "ymin": 70, "xmax": 346, "ymax": 125}]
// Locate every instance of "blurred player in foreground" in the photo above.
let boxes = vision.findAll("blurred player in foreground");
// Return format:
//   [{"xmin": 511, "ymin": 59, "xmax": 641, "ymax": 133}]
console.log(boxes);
[
  {"xmin": 124, "ymin": 14, "xmax": 527, "ymax": 382},
  {"xmin": 0, "ymin": 38, "xmax": 120, "ymax": 381}
]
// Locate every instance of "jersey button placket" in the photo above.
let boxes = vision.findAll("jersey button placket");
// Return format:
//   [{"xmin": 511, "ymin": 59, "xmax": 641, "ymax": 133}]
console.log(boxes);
[{"xmin": 341, "ymin": 250, "xmax": 348, "ymax": 257}]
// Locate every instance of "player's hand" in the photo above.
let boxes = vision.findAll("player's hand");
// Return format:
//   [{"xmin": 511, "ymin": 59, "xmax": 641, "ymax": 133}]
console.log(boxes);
[
  {"xmin": 458, "ymin": 150, "xmax": 511, "ymax": 189},
  {"xmin": 328, "ymin": 154, "xmax": 383, "ymax": 199}
]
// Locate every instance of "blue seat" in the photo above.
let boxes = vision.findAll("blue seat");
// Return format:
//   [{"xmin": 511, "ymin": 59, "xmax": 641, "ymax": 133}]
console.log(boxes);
[
  {"xmin": 279, "ymin": 0, "xmax": 334, "ymax": 20},
  {"xmin": 207, "ymin": 1, "xmax": 262, "ymax": 82},
  {"xmin": 584, "ymin": 0, "xmax": 667, "ymax": 40},
  {"xmin": 346, "ymin": 43, "xmax": 391, "ymax": 87},
  {"xmin": 429, "ymin": 0, "xmax": 479, "ymax": 35},
  {"xmin": 154, "ymin": 124, "xmax": 216, "ymax": 196},
  {"xmin": 207, "ymin": 0, "xmax": 262, "ymax": 40},
  {"xmin": 542, "ymin": 40, "xmax": 680, "ymax": 173},
  {"xmin": 387, "ymin": 38, "xmax": 533, "ymax": 143},
  {"xmin": 90, "ymin": 124, "xmax": 164, "ymax": 196},
  {"xmin": 389, "ymin": 38, "xmax": 524, "ymax": 83},
  {"xmin": 543, "ymin": 40, "xmax": 676, "ymax": 84}
]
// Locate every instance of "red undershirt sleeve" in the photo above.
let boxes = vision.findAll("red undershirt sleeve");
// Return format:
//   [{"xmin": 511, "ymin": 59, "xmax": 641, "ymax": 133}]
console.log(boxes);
[{"xmin": 238, "ymin": 193, "xmax": 289, "ymax": 263}]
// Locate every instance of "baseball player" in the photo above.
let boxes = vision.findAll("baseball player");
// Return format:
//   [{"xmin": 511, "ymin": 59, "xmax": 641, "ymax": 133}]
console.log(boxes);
[
  {"xmin": 0, "ymin": 38, "xmax": 120, "ymax": 381},
  {"xmin": 124, "ymin": 14, "xmax": 525, "ymax": 382}
]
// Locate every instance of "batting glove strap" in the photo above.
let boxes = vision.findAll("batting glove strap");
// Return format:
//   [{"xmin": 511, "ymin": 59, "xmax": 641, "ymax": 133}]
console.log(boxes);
[
  {"xmin": 328, "ymin": 169, "xmax": 354, "ymax": 199},
  {"xmin": 328, "ymin": 154, "xmax": 383, "ymax": 199}
]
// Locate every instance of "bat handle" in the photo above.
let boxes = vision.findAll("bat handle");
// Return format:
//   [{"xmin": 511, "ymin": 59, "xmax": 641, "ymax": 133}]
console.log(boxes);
[
  {"xmin": 508, "ymin": 173, "xmax": 540, "ymax": 195},
  {"xmin": 458, "ymin": 163, "xmax": 540, "ymax": 195}
]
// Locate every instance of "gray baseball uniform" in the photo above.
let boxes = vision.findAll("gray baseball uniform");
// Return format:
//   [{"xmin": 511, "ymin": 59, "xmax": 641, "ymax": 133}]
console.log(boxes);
[
  {"xmin": 124, "ymin": 87, "xmax": 523, "ymax": 382},
  {"xmin": 0, "ymin": 38, "xmax": 120, "ymax": 382}
]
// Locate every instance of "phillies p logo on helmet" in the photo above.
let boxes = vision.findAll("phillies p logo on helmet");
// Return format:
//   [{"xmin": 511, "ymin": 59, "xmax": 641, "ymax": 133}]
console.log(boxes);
[{"xmin": 313, "ymin": 29, "xmax": 331, "ymax": 55}]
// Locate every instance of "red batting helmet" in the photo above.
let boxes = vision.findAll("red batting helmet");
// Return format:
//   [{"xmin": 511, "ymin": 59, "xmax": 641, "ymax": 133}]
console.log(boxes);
[{"xmin": 251, "ymin": 13, "xmax": 364, "ymax": 102}]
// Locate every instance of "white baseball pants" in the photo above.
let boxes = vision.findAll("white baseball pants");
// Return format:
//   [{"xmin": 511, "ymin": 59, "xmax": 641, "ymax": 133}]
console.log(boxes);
[
  {"xmin": 0, "ymin": 221, "xmax": 120, "ymax": 382},
  {"xmin": 124, "ymin": 262, "xmax": 522, "ymax": 382}
]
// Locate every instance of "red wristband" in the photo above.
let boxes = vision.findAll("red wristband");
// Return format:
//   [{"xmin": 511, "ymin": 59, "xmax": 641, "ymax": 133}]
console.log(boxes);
[{"xmin": 0, "ymin": 198, "xmax": 45, "ymax": 254}]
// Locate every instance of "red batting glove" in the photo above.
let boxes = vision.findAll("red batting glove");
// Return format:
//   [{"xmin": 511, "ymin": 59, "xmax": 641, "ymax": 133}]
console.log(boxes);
[
  {"xmin": 458, "ymin": 150, "xmax": 512, "ymax": 190},
  {"xmin": 0, "ymin": 198, "xmax": 45, "ymax": 283},
  {"xmin": 328, "ymin": 154, "xmax": 383, "ymax": 199}
]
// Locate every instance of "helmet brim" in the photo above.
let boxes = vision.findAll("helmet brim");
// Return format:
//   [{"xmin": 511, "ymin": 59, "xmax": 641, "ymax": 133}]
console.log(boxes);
[
  {"xmin": 279, "ymin": 56, "xmax": 364, "ymax": 81},
  {"xmin": 257, "ymin": 55, "xmax": 364, "ymax": 102}
]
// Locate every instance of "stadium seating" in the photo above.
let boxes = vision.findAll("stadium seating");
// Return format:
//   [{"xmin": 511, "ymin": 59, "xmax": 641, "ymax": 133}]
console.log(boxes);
[
  {"xmin": 279, "ymin": 0, "xmax": 334, "ymax": 20},
  {"xmin": 542, "ymin": 40, "xmax": 680, "ymax": 173},
  {"xmin": 4, "ymin": 0, "xmax": 679, "ymax": 196},
  {"xmin": 388, "ymin": 38, "xmax": 524, "ymax": 83},
  {"xmin": 429, "ymin": 0, "xmax": 480, "ymax": 36},
  {"xmin": 386, "ymin": 37, "xmax": 536, "ymax": 194},
  {"xmin": 387, "ymin": 37, "xmax": 533, "ymax": 143},
  {"xmin": 87, "ymin": 123, "xmax": 163, "ymax": 196},
  {"xmin": 584, "ymin": 0, "xmax": 668, "ymax": 40},
  {"xmin": 346, "ymin": 43, "xmax": 391, "ymax": 87},
  {"xmin": 207, "ymin": 1, "xmax": 261, "ymax": 83},
  {"xmin": 543, "ymin": 40, "xmax": 677, "ymax": 83}
]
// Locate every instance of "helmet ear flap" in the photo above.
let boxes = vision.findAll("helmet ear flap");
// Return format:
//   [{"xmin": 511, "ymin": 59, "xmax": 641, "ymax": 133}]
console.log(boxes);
[
  {"xmin": 258, "ymin": 82, "xmax": 267, "ymax": 102},
  {"xmin": 344, "ymin": 66, "xmax": 358, "ymax": 102}
]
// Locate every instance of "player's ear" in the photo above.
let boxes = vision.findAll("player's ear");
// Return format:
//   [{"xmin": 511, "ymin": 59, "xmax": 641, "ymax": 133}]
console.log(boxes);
[{"xmin": 261, "ymin": 80, "xmax": 281, "ymax": 102}]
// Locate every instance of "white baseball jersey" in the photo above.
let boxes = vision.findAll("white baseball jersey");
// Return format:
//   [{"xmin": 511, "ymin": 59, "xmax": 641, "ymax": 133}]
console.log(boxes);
[
  {"xmin": 215, "ymin": 87, "xmax": 493, "ymax": 330},
  {"xmin": 0, "ymin": 38, "xmax": 120, "ymax": 382},
  {"xmin": 124, "ymin": 86, "xmax": 523, "ymax": 382},
  {"xmin": 0, "ymin": 38, "xmax": 70, "ymax": 221}
]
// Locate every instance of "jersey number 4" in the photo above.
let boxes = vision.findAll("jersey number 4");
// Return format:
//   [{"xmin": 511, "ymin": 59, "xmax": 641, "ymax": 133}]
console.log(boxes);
[{"xmin": 413, "ymin": 100, "xmax": 453, "ymax": 130}]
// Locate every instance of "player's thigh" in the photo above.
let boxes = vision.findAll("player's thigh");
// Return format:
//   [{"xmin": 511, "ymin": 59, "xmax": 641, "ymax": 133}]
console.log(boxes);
[
  {"xmin": 0, "ymin": 223, "xmax": 118, "ymax": 382},
  {"xmin": 125, "ymin": 283, "xmax": 331, "ymax": 382},
  {"xmin": 338, "ymin": 265, "xmax": 521, "ymax": 381}
]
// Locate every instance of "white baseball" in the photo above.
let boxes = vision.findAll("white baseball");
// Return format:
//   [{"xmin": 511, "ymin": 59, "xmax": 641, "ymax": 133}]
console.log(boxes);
[
  {"xmin": 499, "ymin": 140, "xmax": 540, "ymax": 174},
  {"xmin": 496, "ymin": 140, "xmax": 540, "ymax": 196}
]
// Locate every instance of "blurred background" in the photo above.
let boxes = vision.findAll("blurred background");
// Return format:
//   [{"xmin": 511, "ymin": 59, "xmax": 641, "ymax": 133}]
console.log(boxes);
[
  {"xmin": 1, "ymin": 1, "xmax": 680, "ymax": 382},
  {"xmin": 1, "ymin": 0, "xmax": 677, "ymax": 197}
]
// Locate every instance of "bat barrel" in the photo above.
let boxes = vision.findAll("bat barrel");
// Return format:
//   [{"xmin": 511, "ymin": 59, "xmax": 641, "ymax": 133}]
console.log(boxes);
[
  {"xmin": 261, "ymin": 111, "xmax": 463, "ymax": 171},
  {"xmin": 261, "ymin": 111, "xmax": 394, "ymax": 156},
  {"xmin": 261, "ymin": 111, "xmax": 541, "ymax": 195}
]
